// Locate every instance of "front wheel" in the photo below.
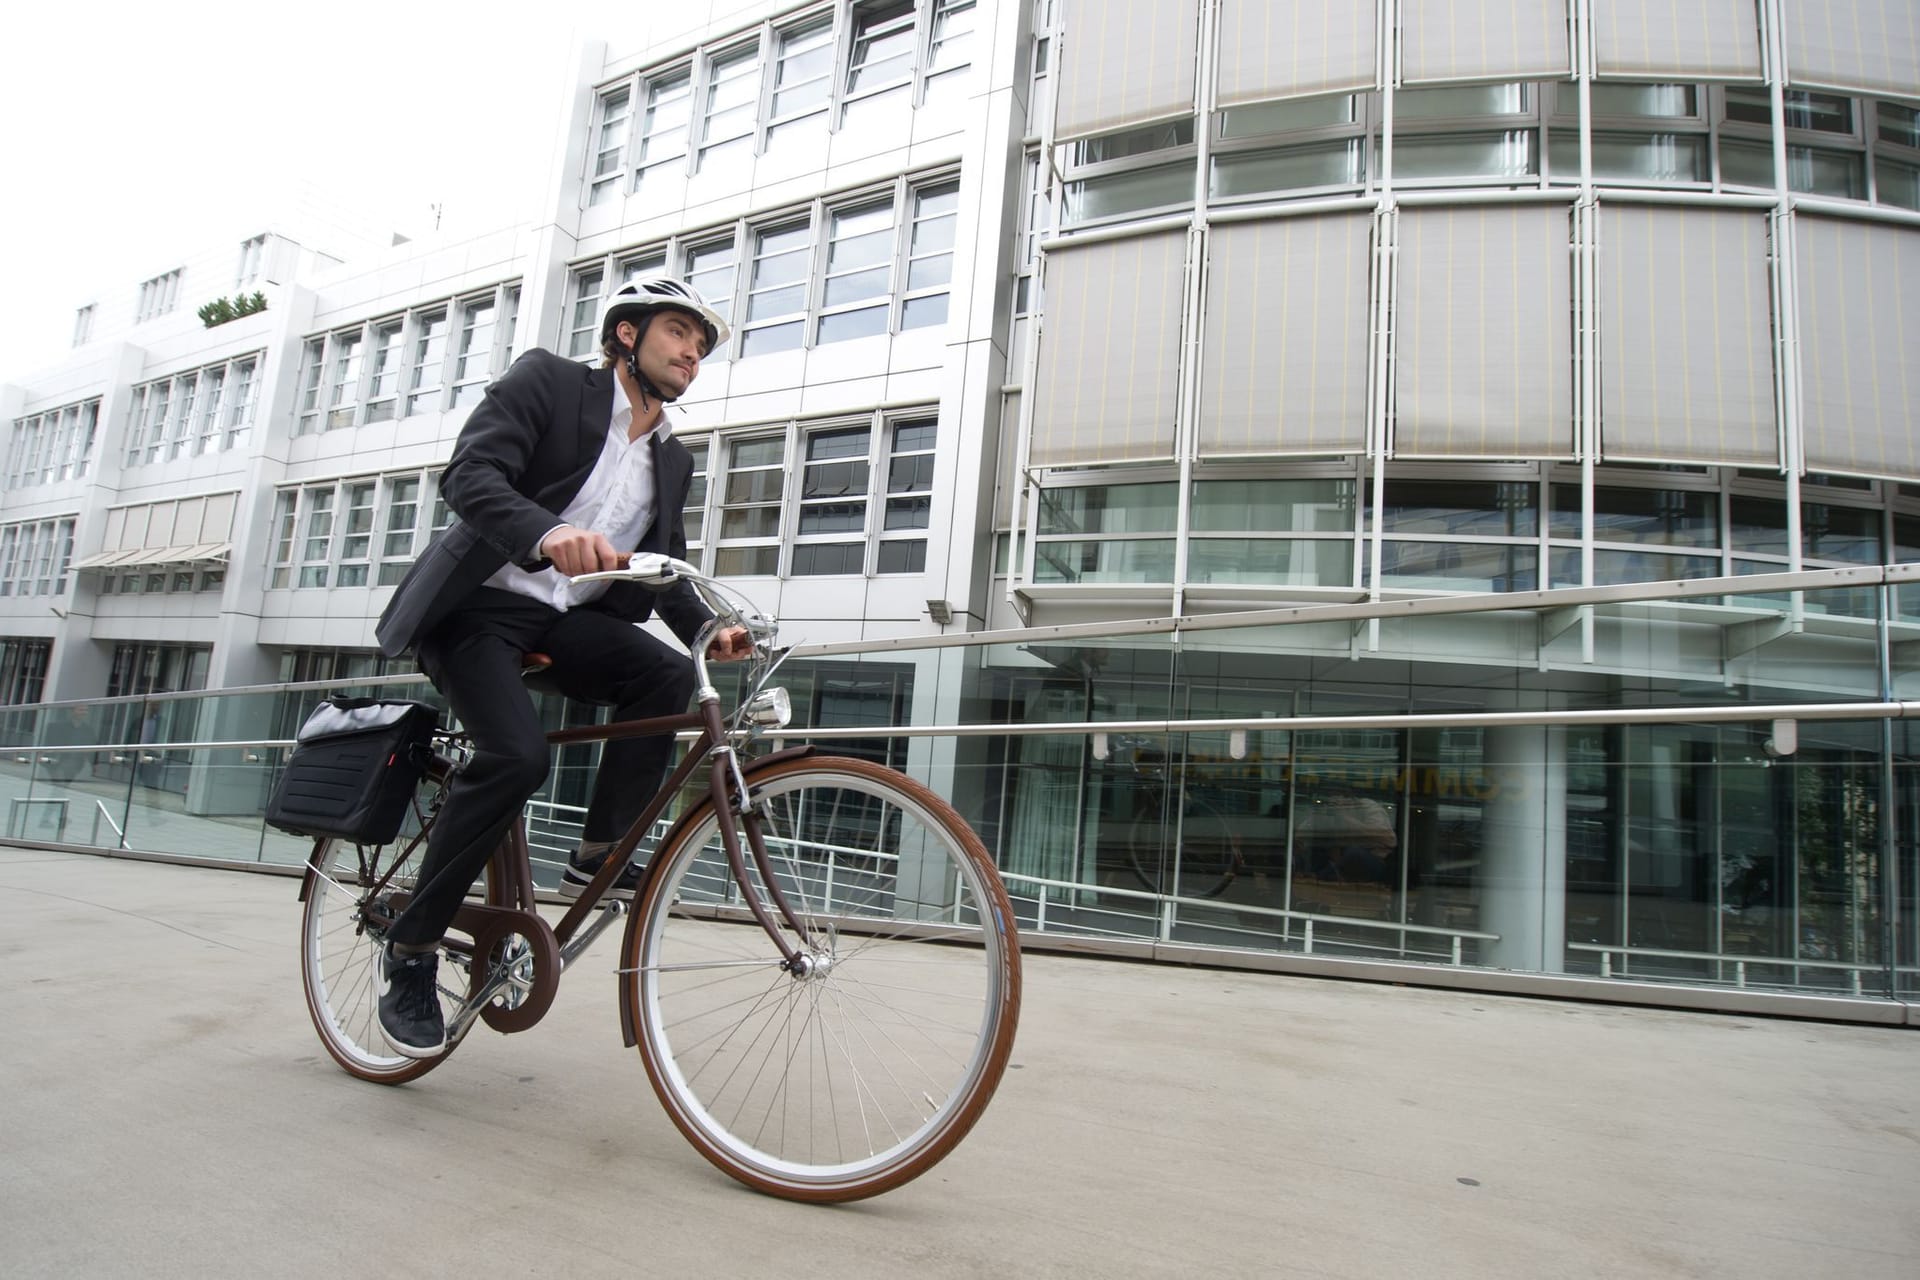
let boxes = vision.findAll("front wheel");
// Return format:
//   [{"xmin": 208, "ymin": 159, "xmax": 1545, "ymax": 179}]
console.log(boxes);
[{"xmin": 623, "ymin": 755, "xmax": 1022, "ymax": 1202}]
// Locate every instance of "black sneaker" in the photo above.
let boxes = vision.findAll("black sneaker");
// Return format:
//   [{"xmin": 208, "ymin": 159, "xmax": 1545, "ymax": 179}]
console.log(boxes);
[
  {"xmin": 559, "ymin": 847, "xmax": 642, "ymax": 900},
  {"xmin": 378, "ymin": 944, "xmax": 447, "ymax": 1058}
]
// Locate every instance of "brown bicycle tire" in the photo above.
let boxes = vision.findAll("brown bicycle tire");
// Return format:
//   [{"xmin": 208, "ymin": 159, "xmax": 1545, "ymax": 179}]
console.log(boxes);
[{"xmin": 622, "ymin": 754, "xmax": 1022, "ymax": 1202}]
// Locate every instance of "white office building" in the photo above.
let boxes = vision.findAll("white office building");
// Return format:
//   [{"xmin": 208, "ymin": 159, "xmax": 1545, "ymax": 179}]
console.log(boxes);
[{"xmin": 5, "ymin": 1, "xmax": 1920, "ymax": 1015}]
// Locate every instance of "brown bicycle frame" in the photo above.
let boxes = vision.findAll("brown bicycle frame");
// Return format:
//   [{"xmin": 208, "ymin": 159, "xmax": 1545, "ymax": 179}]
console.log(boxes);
[{"xmin": 405, "ymin": 689, "xmax": 820, "ymax": 1037}]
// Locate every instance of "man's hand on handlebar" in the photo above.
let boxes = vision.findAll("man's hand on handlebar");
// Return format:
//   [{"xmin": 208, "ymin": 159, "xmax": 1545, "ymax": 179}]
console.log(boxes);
[
  {"xmin": 539, "ymin": 525, "xmax": 623, "ymax": 577},
  {"xmin": 707, "ymin": 626, "xmax": 754, "ymax": 662}
]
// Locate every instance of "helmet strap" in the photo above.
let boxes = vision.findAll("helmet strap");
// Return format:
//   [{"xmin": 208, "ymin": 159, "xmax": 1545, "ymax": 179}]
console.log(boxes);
[{"xmin": 615, "ymin": 313, "xmax": 676, "ymax": 412}]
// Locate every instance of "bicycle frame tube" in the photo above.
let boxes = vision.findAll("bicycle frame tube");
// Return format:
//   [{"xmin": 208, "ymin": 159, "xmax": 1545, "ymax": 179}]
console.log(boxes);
[{"xmin": 546, "ymin": 708, "xmax": 710, "ymax": 946}]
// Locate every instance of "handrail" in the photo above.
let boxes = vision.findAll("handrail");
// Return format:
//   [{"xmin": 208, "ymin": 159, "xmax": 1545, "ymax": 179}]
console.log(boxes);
[
  {"xmin": 1002, "ymin": 869, "xmax": 1497, "ymax": 965},
  {"xmin": 34, "ymin": 696, "xmax": 1920, "ymax": 755},
  {"xmin": 4, "ymin": 563, "xmax": 1917, "ymax": 714},
  {"xmin": 1566, "ymin": 942, "xmax": 1912, "ymax": 997}
]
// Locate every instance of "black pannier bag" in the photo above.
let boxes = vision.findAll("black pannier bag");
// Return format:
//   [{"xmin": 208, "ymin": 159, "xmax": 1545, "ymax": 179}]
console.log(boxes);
[{"xmin": 267, "ymin": 697, "xmax": 438, "ymax": 844}]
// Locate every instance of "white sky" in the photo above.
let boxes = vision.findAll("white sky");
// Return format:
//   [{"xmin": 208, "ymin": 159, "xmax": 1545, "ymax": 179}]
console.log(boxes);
[{"xmin": 0, "ymin": 0, "xmax": 605, "ymax": 384}]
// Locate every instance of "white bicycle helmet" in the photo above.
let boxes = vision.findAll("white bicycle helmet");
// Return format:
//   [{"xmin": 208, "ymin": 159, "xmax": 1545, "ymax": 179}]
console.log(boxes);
[{"xmin": 597, "ymin": 278, "xmax": 731, "ymax": 357}]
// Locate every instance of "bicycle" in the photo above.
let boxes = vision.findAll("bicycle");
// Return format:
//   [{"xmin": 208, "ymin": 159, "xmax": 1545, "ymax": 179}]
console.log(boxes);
[{"xmin": 297, "ymin": 555, "xmax": 1022, "ymax": 1202}]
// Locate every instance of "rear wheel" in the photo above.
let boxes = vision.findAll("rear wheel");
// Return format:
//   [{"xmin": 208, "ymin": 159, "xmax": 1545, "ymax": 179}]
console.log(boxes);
[
  {"xmin": 300, "ymin": 810, "xmax": 490, "ymax": 1083},
  {"xmin": 624, "ymin": 755, "xmax": 1021, "ymax": 1202}
]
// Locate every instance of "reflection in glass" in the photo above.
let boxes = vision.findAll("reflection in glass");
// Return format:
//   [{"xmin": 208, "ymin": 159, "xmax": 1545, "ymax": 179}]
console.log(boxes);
[
  {"xmin": 1550, "ymin": 484, "xmax": 1718, "ymax": 545},
  {"xmin": 1032, "ymin": 538, "xmax": 1174, "ymax": 583},
  {"xmin": 1192, "ymin": 478, "xmax": 1356, "ymax": 532},
  {"xmin": 1377, "ymin": 542, "xmax": 1538, "ymax": 592},
  {"xmin": 1212, "ymin": 141, "xmax": 1364, "ymax": 197},
  {"xmin": 1557, "ymin": 81, "xmax": 1697, "ymax": 119},
  {"xmin": 1063, "ymin": 161, "xmax": 1194, "ymax": 224},
  {"xmin": 1397, "ymin": 83, "xmax": 1527, "ymax": 119},
  {"xmin": 1385, "ymin": 130, "xmax": 1537, "ymax": 180},
  {"xmin": 1549, "ymin": 547, "xmax": 1721, "ymax": 587},
  {"xmin": 1376, "ymin": 479, "xmax": 1537, "ymax": 536},
  {"xmin": 1038, "ymin": 482, "xmax": 1177, "ymax": 534},
  {"xmin": 1876, "ymin": 156, "xmax": 1920, "ymax": 210},
  {"xmin": 1548, "ymin": 132, "xmax": 1708, "ymax": 183},
  {"xmin": 1218, "ymin": 94, "xmax": 1357, "ymax": 140},
  {"xmin": 1187, "ymin": 537, "xmax": 1352, "ymax": 586}
]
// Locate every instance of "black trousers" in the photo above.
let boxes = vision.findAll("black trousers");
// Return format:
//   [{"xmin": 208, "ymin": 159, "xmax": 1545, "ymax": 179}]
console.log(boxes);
[{"xmin": 387, "ymin": 588, "xmax": 696, "ymax": 947}]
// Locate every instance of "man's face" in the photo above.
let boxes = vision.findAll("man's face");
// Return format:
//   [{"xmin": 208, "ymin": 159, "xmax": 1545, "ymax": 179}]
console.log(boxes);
[{"xmin": 622, "ymin": 310, "xmax": 707, "ymax": 398}]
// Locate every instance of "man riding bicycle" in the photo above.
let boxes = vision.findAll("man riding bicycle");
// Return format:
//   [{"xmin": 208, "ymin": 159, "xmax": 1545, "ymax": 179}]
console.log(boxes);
[{"xmin": 371, "ymin": 278, "xmax": 751, "ymax": 1058}]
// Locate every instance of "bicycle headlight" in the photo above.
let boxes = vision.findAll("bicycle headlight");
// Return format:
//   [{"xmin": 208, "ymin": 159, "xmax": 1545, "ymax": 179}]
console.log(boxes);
[{"xmin": 744, "ymin": 687, "xmax": 791, "ymax": 728}]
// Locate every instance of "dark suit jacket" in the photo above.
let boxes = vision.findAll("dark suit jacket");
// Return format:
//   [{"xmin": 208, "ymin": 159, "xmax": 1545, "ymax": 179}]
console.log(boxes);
[{"xmin": 375, "ymin": 348, "xmax": 710, "ymax": 658}]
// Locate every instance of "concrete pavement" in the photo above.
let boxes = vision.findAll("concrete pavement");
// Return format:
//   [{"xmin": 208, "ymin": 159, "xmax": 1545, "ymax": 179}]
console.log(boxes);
[{"xmin": 2, "ymin": 844, "xmax": 1917, "ymax": 1279}]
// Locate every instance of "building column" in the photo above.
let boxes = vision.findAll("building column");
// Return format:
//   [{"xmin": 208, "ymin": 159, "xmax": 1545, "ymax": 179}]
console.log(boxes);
[{"xmin": 1479, "ymin": 725, "xmax": 1567, "ymax": 973}]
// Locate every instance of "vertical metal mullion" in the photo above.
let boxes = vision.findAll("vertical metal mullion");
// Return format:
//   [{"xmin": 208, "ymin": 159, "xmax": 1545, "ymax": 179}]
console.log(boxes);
[
  {"xmin": 1173, "ymin": 0, "xmax": 1219, "ymax": 620},
  {"xmin": 1365, "ymin": 0, "xmax": 1399, "ymax": 645},
  {"xmin": 1576, "ymin": 0, "xmax": 1598, "ymax": 663}
]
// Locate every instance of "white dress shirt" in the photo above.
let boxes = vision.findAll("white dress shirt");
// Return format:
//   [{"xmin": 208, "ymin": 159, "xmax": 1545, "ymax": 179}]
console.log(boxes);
[{"xmin": 483, "ymin": 388, "xmax": 669, "ymax": 611}]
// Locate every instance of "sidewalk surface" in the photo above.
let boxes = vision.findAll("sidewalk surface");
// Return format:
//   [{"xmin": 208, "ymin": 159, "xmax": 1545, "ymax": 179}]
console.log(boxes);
[{"xmin": 3, "ymin": 844, "xmax": 1917, "ymax": 1279}]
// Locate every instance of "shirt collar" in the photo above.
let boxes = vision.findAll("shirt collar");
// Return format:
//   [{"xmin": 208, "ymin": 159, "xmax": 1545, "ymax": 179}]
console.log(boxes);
[{"xmin": 609, "ymin": 381, "xmax": 675, "ymax": 444}]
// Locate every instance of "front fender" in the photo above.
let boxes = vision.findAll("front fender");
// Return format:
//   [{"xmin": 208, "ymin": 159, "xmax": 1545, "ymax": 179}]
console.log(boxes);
[{"xmin": 616, "ymin": 744, "xmax": 816, "ymax": 1048}]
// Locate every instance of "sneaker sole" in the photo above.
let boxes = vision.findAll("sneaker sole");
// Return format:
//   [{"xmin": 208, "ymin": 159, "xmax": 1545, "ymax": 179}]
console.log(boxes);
[
  {"xmin": 559, "ymin": 877, "xmax": 636, "ymax": 902},
  {"xmin": 378, "ymin": 1022, "xmax": 447, "ymax": 1059}
]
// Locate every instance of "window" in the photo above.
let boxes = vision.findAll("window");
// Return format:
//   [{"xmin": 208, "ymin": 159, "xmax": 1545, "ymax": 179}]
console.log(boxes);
[
  {"xmin": 136, "ymin": 269, "xmax": 183, "ymax": 321},
  {"xmin": 818, "ymin": 200, "xmax": 895, "ymax": 343},
  {"xmin": 450, "ymin": 294, "xmax": 498, "ymax": 407},
  {"xmin": 700, "ymin": 44, "xmax": 761, "ymax": 165},
  {"xmin": 224, "ymin": 358, "xmax": 257, "ymax": 450},
  {"xmin": 166, "ymin": 372, "xmax": 197, "ymax": 461},
  {"xmin": 1875, "ymin": 99, "xmax": 1920, "ymax": 210},
  {"xmin": 363, "ymin": 321, "xmax": 404, "ymax": 422},
  {"xmin": 847, "ymin": 2, "xmax": 917, "ymax": 101},
  {"xmin": 0, "ymin": 638, "xmax": 51, "ymax": 706},
  {"xmin": 686, "ymin": 408, "xmax": 940, "ymax": 578},
  {"xmin": 1065, "ymin": 118, "xmax": 1198, "ymax": 225},
  {"xmin": 924, "ymin": 0, "xmax": 977, "ymax": 101},
  {"xmin": 902, "ymin": 180, "xmax": 957, "ymax": 329},
  {"xmin": 794, "ymin": 425, "xmax": 873, "ymax": 575},
  {"xmin": 0, "ymin": 517, "xmax": 76, "ymax": 598},
  {"xmin": 1719, "ymin": 85, "xmax": 1866, "ymax": 198},
  {"xmin": 770, "ymin": 17, "xmax": 834, "ymax": 138},
  {"xmin": 567, "ymin": 267, "xmax": 606, "ymax": 360},
  {"xmin": 379, "ymin": 476, "xmax": 422, "ymax": 585},
  {"xmin": 105, "ymin": 642, "xmax": 210, "ymax": 698},
  {"xmin": 588, "ymin": 85, "xmax": 632, "ymax": 206},
  {"xmin": 123, "ymin": 354, "xmax": 261, "ymax": 463},
  {"xmin": 136, "ymin": 380, "xmax": 171, "ymax": 465},
  {"xmin": 406, "ymin": 309, "xmax": 449, "ymax": 414},
  {"xmin": 715, "ymin": 436, "xmax": 787, "ymax": 575},
  {"xmin": 1189, "ymin": 478, "xmax": 1356, "ymax": 587},
  {"xmin": 325, "ymin": 329, "xmax": 364, "ymax": 429},
  {"xmin": 878, "ymin": 418, "xmax": 936, "ymax": 572},
  {"xmin": 295, "ymin": 337, "xmax": 325, "ymax": 435},
  {"xmin": 635, "ymin": 69, "xmax": 693, "ymax": 188},
  {"xmin": 71, "ymin": 304, "xmax": 94, "ymax": 348},
  {"xmin": 236, "ymin": 234, "xmax": 267, "ymax": 286},
  {"xmin": 297, "ymin": 487, "xmax": 336, "ymax": 587},
  {"xmin": 194, "ymin": 366, "xmax": 226, "ymax": 454},
  {"xmin": 6, "ymin": 400, "xmax": 99, "ymax": 490},
  {"xmin": 1033, "ymin": 482, "xmax": 1178, "ymax": 584},
  {"xmin": 681, "ymin": 437, "xmax": 710, "ymax": 549},
  {"xmin": 270, "ymin": 471, "xmax": 445, "ymax": 592},
  {"xmin": 267, "ymin": 491, "xmax": 297, "ymax": 588},
  {"xmin": 335, "ymin": 482, "xmax": 377, "ymax": 586},
  {"xmin": 684, "ymin": 238, "xmax": 738, "ymax": 362},
  {"xmin": 742, "ymin": 220, "xmax": 812, "ymax": 356}
]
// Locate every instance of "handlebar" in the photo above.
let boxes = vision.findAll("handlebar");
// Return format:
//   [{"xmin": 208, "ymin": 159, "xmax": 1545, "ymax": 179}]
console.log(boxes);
[{"xmin": 569, "ymin": 555, "xmax": 782, "ymax": 696}]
